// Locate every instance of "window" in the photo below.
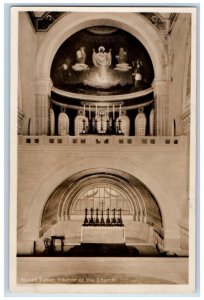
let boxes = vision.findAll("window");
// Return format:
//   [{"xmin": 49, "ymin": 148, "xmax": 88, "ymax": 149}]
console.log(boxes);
[{"xmin": 71, "ymin": 185, "xmax": 132, "ymax": 215}]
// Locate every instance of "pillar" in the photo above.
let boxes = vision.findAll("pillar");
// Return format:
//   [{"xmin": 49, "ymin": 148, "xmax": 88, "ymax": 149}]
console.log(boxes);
[
  {"xmin": 152, "ymin": 80, "xmax": 169, "ymax": 136},
  {"xmin": 35, "ymin": 77, "xmax": 52, "ymax": 135},
  {"xmin": 164, "ymin": 229, "xmax": 181, "ymax": 250}
]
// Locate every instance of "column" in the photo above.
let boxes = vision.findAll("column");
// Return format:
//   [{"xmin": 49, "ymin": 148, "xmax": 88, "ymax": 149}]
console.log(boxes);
[
  {"xmin": 35, "ymin": 78, "xmax": 52, "ymax": 135},
  {"xmin": 152, "ymin": 80, "xmax": 169, "ymax": 136}
]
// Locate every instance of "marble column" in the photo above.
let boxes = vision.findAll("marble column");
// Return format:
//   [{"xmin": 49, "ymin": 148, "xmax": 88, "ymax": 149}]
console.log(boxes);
[
  {"xmin": 152, "ymin": 80, "xmax": 169, "ymax": 136},
  {"xmin": 35, "ymin": 78, "xmax": 52, "ymax": 135}
]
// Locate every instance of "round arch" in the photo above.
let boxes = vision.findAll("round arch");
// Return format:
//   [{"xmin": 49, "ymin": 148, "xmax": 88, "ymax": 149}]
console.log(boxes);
[
  {"xmin": 35, "ymin": 12, "xmax": 167, "ymax": 81},
  {"xmin": 25, "ymin": 154, "xmax": 179, "ymax": 246},
  {"xmin": 40, "ymin": 170, "xmax": 163, "ymax": 237}
]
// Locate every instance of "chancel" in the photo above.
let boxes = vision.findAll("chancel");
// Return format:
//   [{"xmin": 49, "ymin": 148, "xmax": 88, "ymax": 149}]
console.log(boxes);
[{"xmin": 16, "ymin": 9, "xmax": 193, "ymax": 285}]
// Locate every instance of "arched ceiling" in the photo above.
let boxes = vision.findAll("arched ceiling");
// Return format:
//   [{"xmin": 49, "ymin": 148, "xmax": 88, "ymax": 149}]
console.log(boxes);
[
  {"xmin": 40, "ymin": 168, "xmax": 163, "ymax": 238},
  {"xmin": 50, "ymin": 26, "xmax": 154, "ymax": 97},
  {"xmin": 28, "ymin": 11, "xmax": 178, "ymax": 33}
]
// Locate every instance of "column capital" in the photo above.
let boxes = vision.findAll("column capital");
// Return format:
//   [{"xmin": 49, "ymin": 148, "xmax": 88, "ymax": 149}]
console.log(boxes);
[
  {"xmin": 35, "ymin": 77, "xmax": 53, "ymax": 95},
  {"xmin": 152, "ymin": 79, "xmax": 168, "ymax": 95}
]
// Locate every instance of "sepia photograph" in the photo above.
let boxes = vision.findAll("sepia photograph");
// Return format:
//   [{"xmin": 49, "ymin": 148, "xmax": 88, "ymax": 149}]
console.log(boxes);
[{"xmin": 9, "ymin": 6, "xmax": 196, "ymax": 294}]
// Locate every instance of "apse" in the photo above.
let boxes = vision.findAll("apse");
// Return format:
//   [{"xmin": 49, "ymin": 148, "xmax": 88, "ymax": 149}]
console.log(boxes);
[
  {"xmin": 50, "ymin": 26, "xmax": 154, "ymax": 96},
  {"xmin": 40, "ymin": 169, "xmax": 163, "ymax": 245}
]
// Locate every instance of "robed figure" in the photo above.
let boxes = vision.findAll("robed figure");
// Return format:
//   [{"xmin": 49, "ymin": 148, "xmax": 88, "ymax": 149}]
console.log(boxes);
[
  {"xmin": 76, "ymin": 47, "xmax": 86, "ymax": 64},
  {"xmin": 83, "ymin": 46, "xmax": 119, "ymax": 88},
  {"xmin": 92, "ymin": 46, "xmax": 112, "ymax": 82}
]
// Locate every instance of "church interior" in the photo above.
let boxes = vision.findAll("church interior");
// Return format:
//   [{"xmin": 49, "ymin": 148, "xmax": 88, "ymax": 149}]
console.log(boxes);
[{"xmin": 16, "ymin": 10, "xmax": 192, "ymax": 285}]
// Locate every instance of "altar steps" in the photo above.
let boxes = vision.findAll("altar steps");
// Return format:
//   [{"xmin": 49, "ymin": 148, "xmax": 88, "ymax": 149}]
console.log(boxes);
[{"xmin": 64, "ymin": 243, "xmax": 159, "ymax": 257}]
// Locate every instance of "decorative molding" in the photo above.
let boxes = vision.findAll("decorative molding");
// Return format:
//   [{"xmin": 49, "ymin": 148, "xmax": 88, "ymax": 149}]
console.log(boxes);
[
  {"xmin": 27, "ymin": 11, "xmax": 173, "ymax": 33},
  {"xmin": 27, "ymin": 12, "xmax": 67, "ymax": 32},
  {"xmin": 51, "ymin": 86, "xmax": 153, "ymax": 101},
  {"xmin": 152, "ymin": 80, "xmax": 168, "ymax": 95},
  {"xmin": 168, "ymin": 13, "xmax": 179, "ymax": 32},
  {"xmin": 139, "ymin": 13, "xmax": 166, "ymax": 31},
  {"xmin": 51, "ymin": 98, "xmax": 153, "ymax": 111},
  {"xmin": 35, "ymin": 78, "xmax": 53, "ymax": 95}
]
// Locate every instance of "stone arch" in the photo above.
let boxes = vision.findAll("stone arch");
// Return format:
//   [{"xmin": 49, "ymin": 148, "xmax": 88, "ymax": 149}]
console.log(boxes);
[
  {"xmin": 25, "ymin": 154, "xmax": 179, "ymax": 248},
  {"xmin": 35, "ymin": 12, "xmax": 167, "ymax": 81},
  {"xmin": 40, "ymin": 169, "xmax": 163, "ymax": 237}
]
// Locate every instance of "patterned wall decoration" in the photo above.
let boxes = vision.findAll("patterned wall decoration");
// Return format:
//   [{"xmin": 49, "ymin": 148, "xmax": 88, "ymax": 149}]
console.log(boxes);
[
  {"xmin": 27, "ymin": 12, "xmax": 67, "ymax": 32},
  {"xmin": 139, "ymin": 13, "xmax": 166, "ymax": 30},
  {"xmin": 27, "ymin": 12, "xmax": 174, "ymax": 32}
]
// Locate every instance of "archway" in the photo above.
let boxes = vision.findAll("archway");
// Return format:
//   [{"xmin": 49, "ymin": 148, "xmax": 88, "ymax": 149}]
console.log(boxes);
[
  {"xmin": 34, "ymin": 12, "xmax": 169, "ymax": 136},
  {"xmin": 38, "ymin": 169, "xmax": 163, "ymax": 255},
  {"xmin": 36, "ymin": 12, "xmax": 167, "ymax": 80}
]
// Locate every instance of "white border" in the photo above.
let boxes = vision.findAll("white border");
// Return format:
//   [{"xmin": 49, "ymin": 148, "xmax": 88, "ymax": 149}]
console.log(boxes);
[{"xmin": 8, "ymin": 4, "xmax": 198, "ymax": 296}]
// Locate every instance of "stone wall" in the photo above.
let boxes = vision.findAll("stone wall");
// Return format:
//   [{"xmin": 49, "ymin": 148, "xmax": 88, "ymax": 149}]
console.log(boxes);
[
  {"xmin": 18, "ymin": 13, "xmax": 36, "ymax": 135},
  {"xmin": 168, "ymin": 13, "xmax": 191, "ymax": 136},
  {"xmin": 17, "ymin": 137, "xmax": 188, "ymax": 254}
]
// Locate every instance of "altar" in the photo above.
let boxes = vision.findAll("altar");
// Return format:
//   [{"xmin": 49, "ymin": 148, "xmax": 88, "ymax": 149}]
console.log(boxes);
[
  {"xmin": 81, "ymin": 208, "xmax": 125, "ymax": 244},
  {"xmin": 81, "ymin": 226, "xmax": 125, "ymax": 244}
]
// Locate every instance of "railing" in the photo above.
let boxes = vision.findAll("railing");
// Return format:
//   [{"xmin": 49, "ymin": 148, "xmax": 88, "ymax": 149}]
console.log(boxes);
[{"xmin": 18, "ymin": 135, "xmax": 186, "ymax": 147}]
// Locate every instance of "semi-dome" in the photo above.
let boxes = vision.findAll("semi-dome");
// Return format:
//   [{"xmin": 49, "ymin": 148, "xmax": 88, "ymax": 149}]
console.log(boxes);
[{"xmin": 50, "ymin": 26, "xmax": 154, "ymax": 98}]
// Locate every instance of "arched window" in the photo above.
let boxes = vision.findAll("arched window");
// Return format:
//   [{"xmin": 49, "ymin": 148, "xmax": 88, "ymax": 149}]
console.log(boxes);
[
  {"xmin": 75, "ymin": 115, "xmax": 89, "ymax": 136},
  {"xmin": 116, "ymin": 115, "xmax": 130, "ymax": 136},
  {"xmin": 58, "ymin": 112, "xmax": 69, "ymax": 136},
  {"xmin": 149, "ymin": 108, "xmax": 155, "ymax": 136},
  {"xmin": 50, "ymin": 108, "xmax": 55, "ymax": 136},
  {"xmin": 71, "ymin": 184, "xmax": 133, "ymax": 215},
  {"xmin": 135, "ymin": 108, "xmax": 147, "ymax": 136}
]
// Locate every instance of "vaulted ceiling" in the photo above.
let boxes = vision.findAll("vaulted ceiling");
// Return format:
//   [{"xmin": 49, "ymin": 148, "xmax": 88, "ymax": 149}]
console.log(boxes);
[{"xmin": 27, "ymin": 11, "xmax": 178, "ymax": 33}]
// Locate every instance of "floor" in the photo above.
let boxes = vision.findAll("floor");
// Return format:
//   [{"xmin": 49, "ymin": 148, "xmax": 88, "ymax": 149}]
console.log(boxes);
[{"xmin": 17, "ymin": 257, "xmax": 188, "ymax": 285}]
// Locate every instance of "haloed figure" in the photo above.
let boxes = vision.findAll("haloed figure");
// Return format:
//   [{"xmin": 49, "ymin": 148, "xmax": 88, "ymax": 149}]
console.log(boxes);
[
  {"xmin": 92, "ymin": 46, "xmax": 112, "ymax": 82},
  {"xmin": 83, "ymin": 46, "xmax": 119, "ymax": 88}
]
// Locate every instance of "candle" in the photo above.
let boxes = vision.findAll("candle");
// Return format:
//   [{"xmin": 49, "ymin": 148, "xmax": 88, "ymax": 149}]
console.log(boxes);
[
  {"xmin": 107, "ymin": 104, "xmax": 109, "ymax": 117},
  {"xmin": 83, "ymin": 104, "xmax": 85, "ymax": 116},
  {"xmin": 96, "ymin": 104, "xmax": 98, "ymax": 117},
  {"xmin": 119, "ymin": 104, "xmax": 121, "ymax": 116},
  {"xmin": 89, "ymin": 105, "xmax": 91, "ymax": 120},
  {"xmin": 113, "ymin": 105, "xmax": 115, "ymax": 120}
]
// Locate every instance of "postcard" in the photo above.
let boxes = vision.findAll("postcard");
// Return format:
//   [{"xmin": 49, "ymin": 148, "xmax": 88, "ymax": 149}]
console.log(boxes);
[{"xmin": 9, "ymin": 6, "xmax": 196, "ymax": 294}]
